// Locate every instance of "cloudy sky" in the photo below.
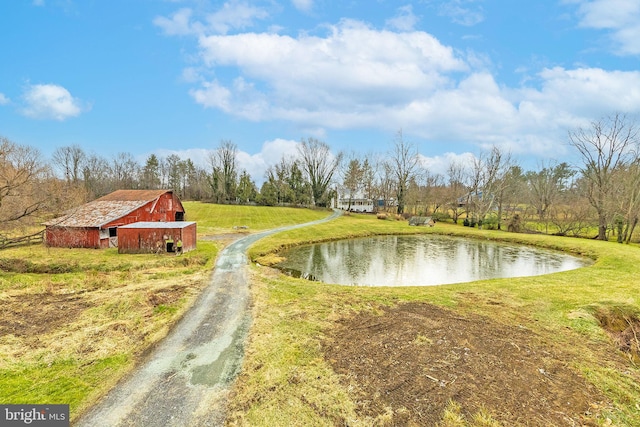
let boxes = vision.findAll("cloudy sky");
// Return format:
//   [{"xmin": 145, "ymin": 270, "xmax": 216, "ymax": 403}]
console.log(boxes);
[{"xmin": 1, "ymin": 0, "xmax": 640, "ymax": 182}]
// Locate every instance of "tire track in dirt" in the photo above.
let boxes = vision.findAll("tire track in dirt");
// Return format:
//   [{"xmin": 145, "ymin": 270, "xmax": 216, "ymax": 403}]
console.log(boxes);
[{"xmin": 75, "ymin": 210, "xmax": 341, "ymax": 427}]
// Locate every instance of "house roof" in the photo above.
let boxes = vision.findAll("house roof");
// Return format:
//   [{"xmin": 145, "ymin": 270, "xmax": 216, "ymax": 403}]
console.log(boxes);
[{"xmin": 44, "ymin": 189, "xmax": 176, "ymax": 228}]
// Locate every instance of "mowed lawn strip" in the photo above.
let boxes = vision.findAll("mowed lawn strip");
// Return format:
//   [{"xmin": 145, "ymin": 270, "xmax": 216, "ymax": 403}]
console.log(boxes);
[
  {"xmin": 0, "ymin": 203, "xmax": 331, "ymax": 421},
  {"xmin": 231, "ymin": 213, "xmax": 640, "ymax": 426}
]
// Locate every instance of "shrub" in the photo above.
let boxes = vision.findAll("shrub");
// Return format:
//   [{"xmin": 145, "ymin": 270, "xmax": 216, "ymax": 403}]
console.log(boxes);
[
  {"xmin": 481, "ymin": 215, "xmax": 499, "ymax": 230},
  {"xmin": 432, "ymin": 212, "xmax": 451, "ymax": 222}
]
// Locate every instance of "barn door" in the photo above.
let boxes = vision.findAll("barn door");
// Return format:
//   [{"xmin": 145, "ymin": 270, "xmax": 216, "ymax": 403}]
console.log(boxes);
[{"xmin": 108, "ymin": 227, "xmax": 118, "ymax": 248}]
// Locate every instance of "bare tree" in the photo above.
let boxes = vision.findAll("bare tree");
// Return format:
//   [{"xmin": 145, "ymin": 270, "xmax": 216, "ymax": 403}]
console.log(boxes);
[
  {"xmin": 0, "ymin": 137, "xmax": 84, "ymax": 247},
  {"xmin": 469, "ymin": 146, "xmax": 513, "ymax": 228},
  {"xmin": 52, "ymin": 145, "xmax": 86, "ymax": 185},
  {"xmin": 389, "ymin": 130, "xmax": 419, "ymax": 215},
  {"xmin": 494, "ymin": 165, "xmax": 524, "ymax": 230},
  {"xmin": 548, "ymin": 179, "xmax": 595, "ymax": 237},
  {"xmin": 82, "ymin": 153, "xmax": 111, "ymax": 197},
  {"xmin": 419, "ymin": 171, "xmax": 445, "ymax": 216},
  {"xmin": 111, "ymin": 152, "xmax": 140, "ymax": 190},
  {"xmin": 525, "ymin": 162, "xmax": 575, "ymax": 234},
  {"xmin": 0, "ymin": 138, "xmax": 48, "ymax": 235},
  {"xmin": 377, "ymin": 160, "xmax": 397, "ymax": 212},
  {"xmin": 568, "ymin": 113, "xmax": 640, "ymax": 240},
  {"xmin": 297, "ymin": 138, "xmax": 343, "ymax": 207},
  {"xmin": 208, "ymin": 140, "xmax": 238, "ymax": 203},
  {"xmin": 445, "ymin": 160, "xmax": 469, "ymax": 224},
  {"xmin": 613, "ymin": 160, "xmax": 640, "ymax": 243}
]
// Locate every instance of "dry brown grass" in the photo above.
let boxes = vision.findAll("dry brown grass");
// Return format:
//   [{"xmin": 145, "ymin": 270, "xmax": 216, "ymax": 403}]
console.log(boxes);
[{"xmin": 0, "ymin": 243, "xmax": 217, "ymax": 418}]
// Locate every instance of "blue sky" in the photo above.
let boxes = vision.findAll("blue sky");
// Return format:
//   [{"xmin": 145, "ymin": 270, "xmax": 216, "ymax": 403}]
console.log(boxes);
[{"xmin": 1, "ymin": 0, "xmax": 640, "ymax": 183}]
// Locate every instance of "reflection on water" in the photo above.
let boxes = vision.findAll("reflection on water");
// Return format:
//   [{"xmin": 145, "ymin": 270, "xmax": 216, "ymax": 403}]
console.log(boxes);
[{"xmin": 275, "ymin": 235, "xmax": 590, "ymax": 286}]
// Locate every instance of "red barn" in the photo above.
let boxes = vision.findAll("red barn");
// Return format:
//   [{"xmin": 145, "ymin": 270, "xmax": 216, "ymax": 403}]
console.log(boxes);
[
  {"xmin": 44, "ymin": 189, "xmax": 186, "ymax": 249},
  {"xmin": 117, "ymin": 221, "xmax": 197, "ymax": 254}
]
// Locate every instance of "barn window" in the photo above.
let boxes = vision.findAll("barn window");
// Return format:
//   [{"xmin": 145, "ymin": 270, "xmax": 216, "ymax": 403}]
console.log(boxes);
[
  {"xmin": 109, "ymin": 227, "xmax": 117, "ymax": 238},
  {"xmin": 175, "ymin": 212, "xmax": 184, "ymax": 221}
]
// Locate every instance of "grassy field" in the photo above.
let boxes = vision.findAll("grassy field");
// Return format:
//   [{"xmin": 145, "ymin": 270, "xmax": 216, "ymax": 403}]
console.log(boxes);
[
  {"xmin": 2, "ymin": 204, "xmax": 639, "ymax": 425},
  {"xmin": 230, "ymin": 212, "xmax": 640, "ymax": 426},
  {"xmin": 0, "ymin": 242, "xmax": 219, "ymax": 418},
  {"xmin": 182, "ymin": 202, "xmax": 331, "ymax": 235},
  {"xmin": 0, "ymin": 202, "xmax": 332, "ymax": 421}
]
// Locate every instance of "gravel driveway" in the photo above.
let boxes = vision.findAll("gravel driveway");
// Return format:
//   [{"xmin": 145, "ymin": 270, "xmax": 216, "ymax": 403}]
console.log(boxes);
[{"xmin": 75, "ymin": 210, "xmax": 340, "ymax": 427}]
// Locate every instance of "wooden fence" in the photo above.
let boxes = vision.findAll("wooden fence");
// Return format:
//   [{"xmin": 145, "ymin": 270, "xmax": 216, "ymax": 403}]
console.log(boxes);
[{"xmin": 0, "ymin": 231, "xmax": 44, "ymax": 250}]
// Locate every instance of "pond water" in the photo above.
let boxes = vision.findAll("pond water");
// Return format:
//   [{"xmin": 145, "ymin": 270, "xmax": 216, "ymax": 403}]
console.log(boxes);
[{"xmin": 275, "ymin": 234, "xmax": 590, "ymax": 286}]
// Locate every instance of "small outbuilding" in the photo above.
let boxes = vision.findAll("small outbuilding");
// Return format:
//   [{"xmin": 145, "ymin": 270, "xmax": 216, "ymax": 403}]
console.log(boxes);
[
  {"xmin": 117, "ymin": 221, "xmax": 197, "ymax": 254},
  {"xmin": 44, "ymin": 189, "xmax": 186, "ymax": 249}
]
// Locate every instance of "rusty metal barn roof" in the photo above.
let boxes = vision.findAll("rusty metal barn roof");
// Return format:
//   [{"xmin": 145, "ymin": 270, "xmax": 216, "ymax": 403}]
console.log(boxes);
[
  {"xmin": 44, "ymin": 190, "xmax": 174, "ymax": 228},
  {"xmin": 95, "ymin": 189, "xmax": 171, "ymax": 202},
  {"xmin": 119, "ymin": 221, "xmax": 196, "ymax": 229}
]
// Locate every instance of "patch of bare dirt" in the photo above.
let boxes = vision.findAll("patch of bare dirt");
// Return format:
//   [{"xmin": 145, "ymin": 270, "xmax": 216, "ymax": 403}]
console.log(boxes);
[
  {"xmin": 0, "ymin": 292, "xmax": 91, "ymax": 336},
  {"xmin": 147, "ymin": 285, "xmax": 184, "ymax": 307},
  {"xmin": 592, "ymin": 305, "xmax": 640, "ymax": 364},
  {"xmin": 324, "ymin": 302, "xmax": 605, "ymax": 426}
]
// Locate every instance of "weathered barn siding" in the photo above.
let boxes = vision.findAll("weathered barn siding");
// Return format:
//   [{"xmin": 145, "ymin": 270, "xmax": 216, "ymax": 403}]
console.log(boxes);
[
  {"xmin": 117, "ymin": 222, "xmax": 197, "ymax": 254},
  {"xmin": 44, "ymin": 190, "xmax": 187, "ymax": 249},
  {"xmin": 45, "ymin": 227, "xmax": 101, "ymax": 249}
]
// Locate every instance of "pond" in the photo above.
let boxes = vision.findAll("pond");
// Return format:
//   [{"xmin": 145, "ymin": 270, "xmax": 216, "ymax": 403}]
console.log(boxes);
[{"xmin": 275, "ymin": 234, "xmax": 590, "ymax": 286}]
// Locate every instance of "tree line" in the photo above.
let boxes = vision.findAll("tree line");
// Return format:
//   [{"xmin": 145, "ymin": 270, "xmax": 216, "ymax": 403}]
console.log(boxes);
[{"xmin": 1, "ymin": 113, "xmax": 639, "ymax": 247}]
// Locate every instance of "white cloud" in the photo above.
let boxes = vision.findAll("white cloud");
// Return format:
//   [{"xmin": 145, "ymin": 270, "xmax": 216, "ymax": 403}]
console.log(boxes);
[
  {"xmin": 526, "ymin": 67, "xmax": 640, "ymax": 118},
  {"xmin": 154, "ymin": 8, "xmax": 200, "ymax": 36},
  {"xmin": 21, "ymin": 84, "xmax": 87, "ymax": 121},
  {"xmin": 291, "ymin": 0, "xmax": 313, "ymax": 13},
  {"xmin": 193, "ymin": 20, "xmax": 467, "ymax": 123},
  {"xmin": 155, "ymin": 4, "xmax": 640, "ymax": 162},
  {"xmin": 183, "ymin": 17, "xmax": 640, "ymax": 158},
  {"xmin": 573, "ymin": 0, "xmax": 640, "ymax": 55},
  {"xmin": 236, "ymin": 138, "xmax": 301, "ymax": 185},
  {"xmin": 181, "ymin": 67, "xmax": 203, "ymax": 83},
  {"xmin": 0, "ymin": 93, "xmax": 9, "ymax": 105},
  {"xmin": 205, "ymin": 1, "xmax": 269, "ymax": 34},
  {"xmin": 152, "ymin": 138, "xmax": 300, "ymax": 186},
  {"xmin": 418, "ymin": 152, "xmax": 477, "ymax": 177},
  {"xmin": 154, "ymin": 1, "xmax": 269, "ymax": 36},
  {"xmin": 386, "ymin": 5, "xmax": 419, "ymax": 32},
  {"xmin": 189, "ymin": 80, "xmax": 232, "ymax": 111},
  {"xmin": 439, "ymin": 0, "xmax": 485, "ymax": 27}
]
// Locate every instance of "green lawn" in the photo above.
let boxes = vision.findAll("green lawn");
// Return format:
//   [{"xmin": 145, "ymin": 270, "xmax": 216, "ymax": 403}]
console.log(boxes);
[
  {"xmin": 232, "ymin": 212, "xmax": 640, "ymax": 426},
  {"xmin": 183, "ymin": 202, "xmax": 331, "ymax": 235}
]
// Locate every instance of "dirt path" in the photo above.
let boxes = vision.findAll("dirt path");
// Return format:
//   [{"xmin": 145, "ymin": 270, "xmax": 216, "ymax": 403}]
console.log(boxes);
[{"xmin": 75, "ymin": 210, "xmax": 341, "ymax": 427}]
